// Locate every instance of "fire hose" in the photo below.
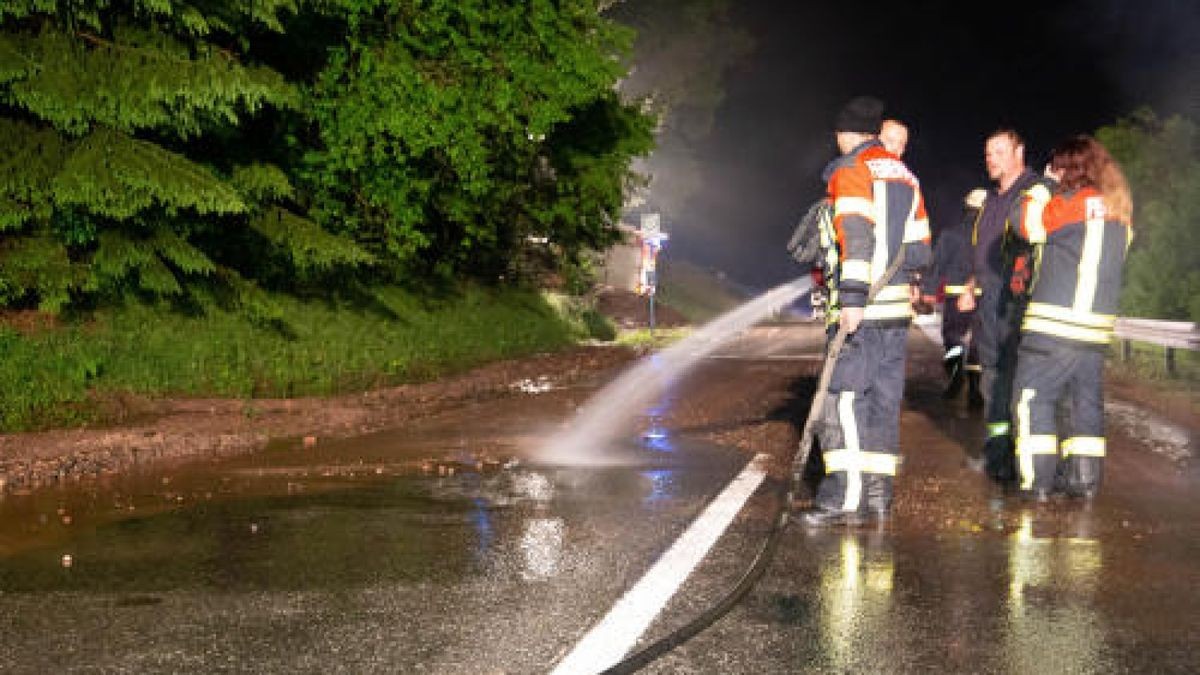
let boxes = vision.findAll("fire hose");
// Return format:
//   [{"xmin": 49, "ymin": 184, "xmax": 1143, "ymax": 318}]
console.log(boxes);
[{"xmin": 598, "ymin": 247, "xmax": 909, "ymax": 674}]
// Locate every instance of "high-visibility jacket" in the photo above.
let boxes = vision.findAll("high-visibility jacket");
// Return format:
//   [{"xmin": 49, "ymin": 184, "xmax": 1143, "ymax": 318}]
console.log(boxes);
[
  {"xmin": 827, "ymin": 140, "xmax": 931, "ymax": 323},
  {"xmin": 1011, "ymin": 184, "xmax": 1132, "ymax": 344}
]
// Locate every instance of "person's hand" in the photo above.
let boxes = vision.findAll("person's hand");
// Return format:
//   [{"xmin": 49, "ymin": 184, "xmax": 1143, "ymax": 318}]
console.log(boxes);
[
  {"xmin": 841, "ymin": 306, "xmax": 864, "ymax": 333},
  {"xmin": 957, "ymin": 289, "xmax": 976, "ymax": 312}
]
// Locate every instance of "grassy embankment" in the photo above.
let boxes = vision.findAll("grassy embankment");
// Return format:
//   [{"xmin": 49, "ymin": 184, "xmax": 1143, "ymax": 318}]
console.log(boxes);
[
  {"xmin": 1107, "ymin": 340, "xmax": 1200, "ymax": 386},
  {"xmin": 0, "ymin": 286, "xmax": 608, "ymax": 432}
]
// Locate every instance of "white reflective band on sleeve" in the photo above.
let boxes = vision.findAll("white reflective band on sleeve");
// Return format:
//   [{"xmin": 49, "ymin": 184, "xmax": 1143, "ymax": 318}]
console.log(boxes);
[
  {"xmin": 1062, "ymin": 436, "xmax": 1106, "ymax": 457},
  {"xmin": 904, "ymin": 217, "xmax": 930, "ymax": 242},
  {"xmin": 1023, "ymin": 185, "xmax": 1051, "ymax": 243},
  {"xmin": 944, "ymin": 285, "xmax": 967, "ymax": 296},
  {"xmin": 863, "ymin": 302, "xmax": 914, "ymax": 321},
  {"xmin": 824, "ymin": 450, "xmax": 899, "ymax": 476},
  {"xmin": 834, "ymin": 196, "xmax": 875, "ymax": 220},
  {"xmin": 1026, "ymin": 302, "xmax": 1116, "ymax": 328},
  {"xmin": 872, "ymin": 284, "xmax": 911, "ymax": 302},
  {"xmin": 1028, "ymin": 184, "xmax": 1052, "ymax": 202},
  {"xmin": 842, "ymin": 259, "xmax": 872, "ymax": 283},
  {"xmin": 1022, "ymin": 317, "xmax": 1111, "ymax": 344}
]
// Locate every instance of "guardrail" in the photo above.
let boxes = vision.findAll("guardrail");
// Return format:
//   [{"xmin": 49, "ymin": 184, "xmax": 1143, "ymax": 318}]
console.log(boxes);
[{"xmin": 1114, "ymin": 317, "xmax": 1199, "ymax": 376}]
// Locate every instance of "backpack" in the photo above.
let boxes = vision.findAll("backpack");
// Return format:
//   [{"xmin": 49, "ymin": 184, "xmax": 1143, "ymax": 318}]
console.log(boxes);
[{"xmin": 787, "ymin": 198, "xmax": 834, "ymax": 271}]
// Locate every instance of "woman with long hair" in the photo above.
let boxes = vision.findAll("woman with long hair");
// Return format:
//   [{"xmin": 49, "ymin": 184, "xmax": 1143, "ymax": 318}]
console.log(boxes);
[{"xmin": 1006, "ymin": 134, "xmax": 1133, "ymax": 501}]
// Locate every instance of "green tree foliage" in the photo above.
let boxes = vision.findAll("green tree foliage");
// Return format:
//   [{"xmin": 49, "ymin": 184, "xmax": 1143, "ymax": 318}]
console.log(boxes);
[
  {"xmin": 301, "ymin": 0, "xmax": 655, "ymax": 282},
  {"xmin": 0, "ymin": 0, "xmax": 370, "ymax": 313},
  {"xmin": 0, "ymin": 1, "xmax": 653, "ymax": 313},
  {"xmin": 1097, "ymin": 110, "xmax": 1200, "ymax": 321}
]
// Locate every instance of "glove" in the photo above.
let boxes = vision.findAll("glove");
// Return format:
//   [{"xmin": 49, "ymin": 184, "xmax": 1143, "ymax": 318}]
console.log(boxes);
[{"xmin": 1010, "ymin": 254, "xmax": 1032, "ymax": 295}]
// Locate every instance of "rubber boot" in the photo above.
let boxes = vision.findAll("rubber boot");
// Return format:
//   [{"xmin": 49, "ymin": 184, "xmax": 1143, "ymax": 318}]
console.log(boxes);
[
  {"xmin": 801, "ymin": 473, "xmax": 864, "ymax": 527},
  {"xmin": 799, "ymin": 506, "xmax": 863, "ymax": 528},
  {"xmin": 1063, "ymin": 455, "xmax": 1103, "ymax": 500},
  {"xmin": 983, "ymin": 435, "xmax": 1016, "ymax": 484},
  {"xmin": 942, "ymin": 351, "xmax": 965, "ymax": 399},
  {"xmin": 966, "ymin": 371, "xmax": 984, "ymax": 409}
]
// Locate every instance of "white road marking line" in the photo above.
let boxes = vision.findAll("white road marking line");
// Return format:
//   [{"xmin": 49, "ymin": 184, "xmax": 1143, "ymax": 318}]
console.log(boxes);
[{"xmin": 551, "ymin": 453, "xmax": 770, "ymax": 675}]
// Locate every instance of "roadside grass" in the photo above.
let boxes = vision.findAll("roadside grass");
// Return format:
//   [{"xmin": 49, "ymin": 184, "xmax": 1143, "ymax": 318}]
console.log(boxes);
[
  {"xmin": 0, "ymin": 285, "xmax": 602, "ymax": 432},
  {"xmin": 1107, "ymin": 340, "xmax": 1200, "ymax": 385},
  {"xmin": 615, "ymin": 326, "xmax": 692, "ymax": 350}
]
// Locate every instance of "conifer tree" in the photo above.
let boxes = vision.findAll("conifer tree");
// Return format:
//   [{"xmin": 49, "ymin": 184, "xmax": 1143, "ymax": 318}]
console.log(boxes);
[{"xmin": 0, "ymin": 1, "xmax": 370, "ymax": 313}]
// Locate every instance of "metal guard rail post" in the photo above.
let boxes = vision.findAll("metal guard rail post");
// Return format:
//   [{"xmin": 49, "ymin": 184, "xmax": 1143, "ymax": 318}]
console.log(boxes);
[{"xmin": 1113, "ymin": 317, "xmax": 1200, "ymax": 377}]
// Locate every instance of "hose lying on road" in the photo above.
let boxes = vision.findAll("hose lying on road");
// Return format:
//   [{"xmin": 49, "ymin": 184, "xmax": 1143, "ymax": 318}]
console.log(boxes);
[{"xmin": 600, "ymin": 249, "xmax": 909, "ymax": 675}]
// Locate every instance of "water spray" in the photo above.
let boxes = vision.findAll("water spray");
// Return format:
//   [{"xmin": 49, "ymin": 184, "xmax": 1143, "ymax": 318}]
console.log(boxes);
[
  {"xmin": 595, "ymin": 249, "xmax": 909, "ymax": 674},
  {"xmin": 534, "ymin": 276, "xmax": 814, "ymax": 467}
]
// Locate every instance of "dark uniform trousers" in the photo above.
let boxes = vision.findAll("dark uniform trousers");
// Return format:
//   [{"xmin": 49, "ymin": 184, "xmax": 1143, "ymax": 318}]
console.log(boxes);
[
  {"xmin": 815, "ymin": 324, "xmax": 908, "ymax": 513},
  {"xmin": 941, "ymin": 294, "xmax": 974, "ymax": 352},
  {"xmin": 972, "ymin": 282, "xmax": 1026, "ymax": 476},
  {"xmin": 941, "ymin": 292, "xmax": 979, "ymax": 384},
  {"xmin": 1011, "ymin": 334, "xmax": 1106, "ymax": 495}
]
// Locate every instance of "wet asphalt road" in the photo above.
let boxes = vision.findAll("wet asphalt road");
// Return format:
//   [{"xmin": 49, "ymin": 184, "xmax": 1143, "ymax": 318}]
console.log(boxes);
[{"xmin": 0, "ymin": 322, "xmax": 1197, "ymax": 673}]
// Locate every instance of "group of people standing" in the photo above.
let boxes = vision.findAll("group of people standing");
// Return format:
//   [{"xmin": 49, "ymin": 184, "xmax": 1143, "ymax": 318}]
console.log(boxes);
[{"xmin": 793, "ymin": 96, "xmax": 1133, "ymax": 526}]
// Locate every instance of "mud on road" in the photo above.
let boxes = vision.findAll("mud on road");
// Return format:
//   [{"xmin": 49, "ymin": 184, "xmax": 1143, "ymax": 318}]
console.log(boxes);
[{"xmin": 0, "ymin": 346, "xmax": 643, "ymax": 493}]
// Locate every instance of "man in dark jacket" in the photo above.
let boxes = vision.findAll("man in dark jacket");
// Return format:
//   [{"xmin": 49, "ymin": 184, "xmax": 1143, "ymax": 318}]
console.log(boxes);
[{"xmin": 958, "ymin": 129, "xmax": 1046, "ymax": 483}]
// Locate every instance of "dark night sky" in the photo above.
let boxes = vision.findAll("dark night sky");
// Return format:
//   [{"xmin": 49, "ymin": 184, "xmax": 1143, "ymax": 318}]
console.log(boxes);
[{"xmin": 653, "ymin": 0, "xmax": 1200, "ymax": 291}]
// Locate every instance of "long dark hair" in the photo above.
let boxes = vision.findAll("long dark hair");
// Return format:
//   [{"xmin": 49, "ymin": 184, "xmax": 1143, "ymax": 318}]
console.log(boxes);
[{"xmin": 1050, "ymin": 135, "xmax": 1132, "ymax": 224}]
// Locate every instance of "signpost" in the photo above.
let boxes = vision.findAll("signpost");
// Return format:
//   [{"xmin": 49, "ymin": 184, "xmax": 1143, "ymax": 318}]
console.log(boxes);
[{"xmin": 637, "ymin": 213, "xmax": 669, "ymax": 332}]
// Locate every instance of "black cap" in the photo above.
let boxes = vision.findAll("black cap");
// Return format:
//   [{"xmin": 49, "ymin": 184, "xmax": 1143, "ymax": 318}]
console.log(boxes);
[{"xmin": 834, "ymin": 96, "xmax": 885, "ymax": 134}]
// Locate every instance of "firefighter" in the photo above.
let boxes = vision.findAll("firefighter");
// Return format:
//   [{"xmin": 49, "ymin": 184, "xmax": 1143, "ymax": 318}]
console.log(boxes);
[
  {"xmin": 801, "ymin": 96, "xmax": 931, "ymax": 527},
  {"xmin": 958, "ymin": 129, "xmax": 1046, "ymax": 483},
  {"xmin": 921, "ymin": 189, "xmax": 986, "ymax": 402},
  {"xmin": 880, "ymin": 119, "xmax": 909, "ymax": 157},
  {"xmin": 1008, "ymin": 135, "xmax": 1132, "ymax": 501}
]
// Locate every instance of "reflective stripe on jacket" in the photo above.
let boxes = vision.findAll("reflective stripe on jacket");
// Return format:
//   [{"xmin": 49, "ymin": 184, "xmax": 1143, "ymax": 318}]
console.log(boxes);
[
  {"xmin": 827, "ymin": 140, "xmax": 931, "ymax": 322},
  {"xmin": 1011, "ymin": 184, "xmax": 1132, "ymax": 344}
]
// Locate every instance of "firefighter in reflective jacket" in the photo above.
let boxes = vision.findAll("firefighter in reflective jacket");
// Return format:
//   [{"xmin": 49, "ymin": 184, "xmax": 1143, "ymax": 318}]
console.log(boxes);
[
  {"xmin": 1008, "ymin": 135, "xmax": 1132, "ymax": 501},
  {"xmin": 921, "ymin": 188, "xmax": 986, "ymax": 402},
  {"xmin": 802, "ymin": 96, "xmax": 931, "ymax": 527}
]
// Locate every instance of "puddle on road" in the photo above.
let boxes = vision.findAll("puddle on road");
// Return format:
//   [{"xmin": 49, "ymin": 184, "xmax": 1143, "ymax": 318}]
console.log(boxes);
[
  {"xmin": 1104, "ymin": 399, "xmax": 1195, "ymax": 464},
  {"xmin": 0, "ymin": 429, "xmax": 563, "ymax": 592},
  {"xmin": 0, "ymin": 418, "xmax": 711, "ymax": 598}
]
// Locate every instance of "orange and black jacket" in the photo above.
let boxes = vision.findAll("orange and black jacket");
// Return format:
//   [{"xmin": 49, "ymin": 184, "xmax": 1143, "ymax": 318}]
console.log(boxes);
[
  {"xmin": 1011, "ymin": 184, "xmax": 1132, "ymax": 344},
  {"xmin": 826, "ymin": 140, "xmax": 931, "ymax": 323}
]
